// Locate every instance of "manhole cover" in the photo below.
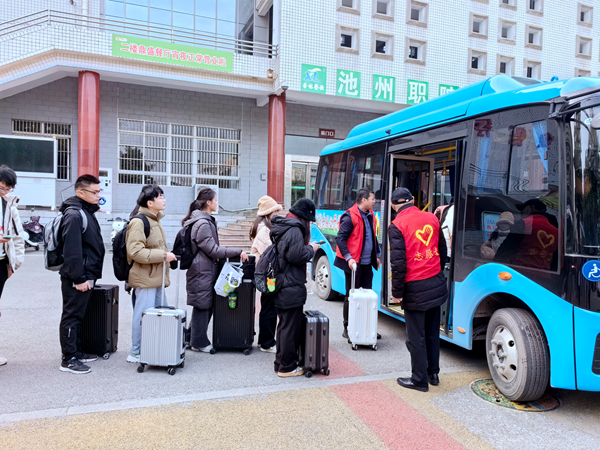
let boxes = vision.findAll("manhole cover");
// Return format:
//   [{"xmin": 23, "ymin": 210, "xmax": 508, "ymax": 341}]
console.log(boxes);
[{"xmin": 470, "ymin": 378, "xmax": 560, "ymax": 412}]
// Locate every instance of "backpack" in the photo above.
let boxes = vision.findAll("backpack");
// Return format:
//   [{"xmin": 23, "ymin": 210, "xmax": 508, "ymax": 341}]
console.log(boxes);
[
  {"xmin": 172, "ymin": 223, "xmax": 197, "ymax": 270},
  {"xmin": 112, "ymin": 214, "xmax": 151, "ymax": 281},
  {"xmin": 44, "ymin": 207, "xmax": 88, "ymax": 271},
  {"xmin": 255, "ymin": 238, "xmax": 287, "ymax": 296}
]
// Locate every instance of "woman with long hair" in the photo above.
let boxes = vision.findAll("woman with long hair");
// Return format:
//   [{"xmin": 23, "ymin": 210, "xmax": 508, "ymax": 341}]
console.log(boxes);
[
  {"xmin": 183, "ymin": 188, "xmax": 248, "ymax": 353},
  {"xmin": 250, "ymin": 196, "xmax": 282, "ymax": 353}
]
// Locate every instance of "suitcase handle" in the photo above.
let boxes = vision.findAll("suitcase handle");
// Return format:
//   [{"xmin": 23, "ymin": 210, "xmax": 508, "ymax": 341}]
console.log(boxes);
[{"xmin": 351, "ymin": 265, "xmax": 356, "ymax": 292}]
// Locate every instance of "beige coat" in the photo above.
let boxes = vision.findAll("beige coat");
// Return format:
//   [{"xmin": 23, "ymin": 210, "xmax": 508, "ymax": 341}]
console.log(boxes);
[
  {"xmin": 126, "ymin": 207, "xmax": 170, "ymax": 289},
  {"xmin": 1, "ymin": 194, "xmax": 24, "ymax": 272},
  {"xmin": 250, "ymin": 223, "xmax": 271, "ymax": 262}
]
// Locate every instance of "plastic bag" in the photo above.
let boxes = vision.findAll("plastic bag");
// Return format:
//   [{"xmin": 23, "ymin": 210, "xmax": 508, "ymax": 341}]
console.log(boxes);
[{"xmin": 214, "ymin": 260, "xmax": 244, "ymax": 296}]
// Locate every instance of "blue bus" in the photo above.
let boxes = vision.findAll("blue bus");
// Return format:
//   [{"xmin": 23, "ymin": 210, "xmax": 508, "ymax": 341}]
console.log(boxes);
[{"xmin": 310, "ymin": 75, "xmax": 600, "ymax": 401}]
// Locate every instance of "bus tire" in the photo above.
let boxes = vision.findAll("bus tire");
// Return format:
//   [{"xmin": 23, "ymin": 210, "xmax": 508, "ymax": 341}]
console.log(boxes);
[
  {"xmin": 485, "ymin": 308, "xmax": 549, "ymax": 402},
  {"xmin": 314, "ymin": 256, "xmax": 339, "ymax": 301}
]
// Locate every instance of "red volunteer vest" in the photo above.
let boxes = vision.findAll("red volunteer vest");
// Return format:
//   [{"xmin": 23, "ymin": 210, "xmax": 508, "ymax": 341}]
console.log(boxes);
[
  {"xmin": 511, "ymin": 214, "xmax": 558, "ymax": 270},
  {"xmin": 392, "ymin": 206, "xmax": 441, "ymax": 282},
  {"xmin": 335, "ymin": 203, "xmax": 376, "ymax": 262}
]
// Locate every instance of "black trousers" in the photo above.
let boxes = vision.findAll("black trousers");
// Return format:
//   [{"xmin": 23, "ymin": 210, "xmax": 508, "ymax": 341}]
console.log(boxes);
[
  {"xmin": 274, "ymin": 305, "xmax": 303, "ymax": 373},
  {"xmin": 59, "ymin": 276, "xmax": 95, "ymax": 359},
  {"xmin": 343, "ymin": 264, "xmax": 373, "ymax": 327},
  {"xmin": 258, "ymin": 293, "xmax": 277, "ymax": 349},
  {"xmin": 190, "ymin": 307, "xmax": 213, "ymax": 349},
  {"xmin": 404, "ymin": 306, "xmax": 441, "ymax": 386},
  {"xmin": 0, "ymin": 259, "xmax": 8, "ymax": 299}
]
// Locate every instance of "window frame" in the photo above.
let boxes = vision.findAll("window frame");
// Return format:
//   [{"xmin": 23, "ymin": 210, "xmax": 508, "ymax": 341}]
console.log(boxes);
[
  {"xmin": 499, "ymin": 0, "xmax": 517, "ymax": 11},
  {"xmin": 337, "ymin": 0, "xmax": 361, "ymax": 15},
  {"xmin": 468, "ymin": 49, "xmax": 487, "ymax": 75},
  {"xmin": 497, "ymin": 55, "xmax": 515, "ymax": 75},
  {"xmin": 524, "ymin": 59, "xmax": 541, "ymax": 79},
  {"xmin": 336, "ymin": 24, "xmax": 360, "ymax": 54},
  {"xmin": 406, "ymin": 0, "xmax": 428, "ymax": 28},
  {"xmin": 371, "ymin": 31, "xmax": 394, "ymax": 60},
  {"xmin": 405, "ymin": 37, "xmax": 427, "ymax": 65},
  {"xmin": 526, "ymin": 0, "xmax": 543, "ymax": 16},
  {"xmin": 525, "ymin": 25, "xmax": 543, "ymax": 50},
  {"xmin": 576, "ymin": 35, "xmax": 592, "ymax": 59},
  {"xmin": 498, "ymin": 19, "xmax": 517, "ymax": 44},
  {"xmin": 470, "ymin": 13, "xmax": 489, "ymax": 39},
  {"xmin": 372, "ymin": 0, "xmax": 394, "ymax": 21},
  {"xmin": 577, "ymin": 3, "xmax": 593, "ymax": 27},
  {"xmin": 315, "ymin": 151, "xmax": 349, "ymax": 210}
]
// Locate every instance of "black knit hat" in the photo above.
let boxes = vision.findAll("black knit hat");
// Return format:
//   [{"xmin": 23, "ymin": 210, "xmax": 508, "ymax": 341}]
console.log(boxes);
[
  {"xmin": 391, "ymin": 187, "xmax": 414, "ymax": 205},
  {"xmin": 290, "ymin": 198, "xmax": 317, "ymax": 222}
]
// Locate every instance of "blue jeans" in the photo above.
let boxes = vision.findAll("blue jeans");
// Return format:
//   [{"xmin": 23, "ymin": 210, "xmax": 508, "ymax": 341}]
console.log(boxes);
[{"xmin": 130, "ymin": 286, "xmax": 166, "ymax": 355}]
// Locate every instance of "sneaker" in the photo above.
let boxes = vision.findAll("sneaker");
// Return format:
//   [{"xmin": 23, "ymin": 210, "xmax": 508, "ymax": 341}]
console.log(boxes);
[
  {"xmin": 197, "ymin": 344, "xmax": 213, "ymax": 353},
  {"xmin": 126, "ymin": 353, "xmax": 140, "ymax": 363},
  {"xmin": 60, "ymin": 357, "xmax": 91, "ymax": 374},
  {"xmin": 260, "ymin": 345, "xmax": 276, "ymax": 354},
  {"xmin": 75, "ymin": 351, "xmax": 98, "ymax": 363},
  {"xmin": 0, "ymin": 356, "xmax": 7, "ymax": 366},
  {"xmin": 278, "ymin": 366, "xmax": 305, "ymax": 378}
]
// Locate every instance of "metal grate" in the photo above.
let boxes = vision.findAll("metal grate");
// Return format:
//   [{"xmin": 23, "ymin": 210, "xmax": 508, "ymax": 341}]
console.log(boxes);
[
  {"xmin": 118, "ymin": 119, "xmax": 240, "ymax": 189},
  {"xmin": 11, "ymin": 119, "xmax": 72, "ymax": 181}
]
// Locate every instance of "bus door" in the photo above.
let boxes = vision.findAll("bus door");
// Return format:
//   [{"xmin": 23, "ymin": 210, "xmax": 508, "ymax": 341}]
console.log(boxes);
[{"xmin": 384, "ymin": 155, "xmax": 435, "ymax": 316}]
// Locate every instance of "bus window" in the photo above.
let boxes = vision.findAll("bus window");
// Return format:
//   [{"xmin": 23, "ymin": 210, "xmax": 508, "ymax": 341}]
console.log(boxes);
[
  {"xmin": 316, "ymin": 152, "xmax": 348, "ymax": 209},
  {"xmin": 346, "ymin": 145, "xmax": 384, "ymax": 211}
]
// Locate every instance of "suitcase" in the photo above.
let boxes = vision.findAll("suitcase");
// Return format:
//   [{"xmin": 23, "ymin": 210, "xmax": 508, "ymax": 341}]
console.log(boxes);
[
  {"xmin": 300, "ymin": 310, "xmax": 330, "ymax": 377},
  {"xmin": 81, "ymin": 284, "xmax": 119, "ymax": 359},
  {"xmin": 212, "ymin": 256, "xmax": 256, "ymax": 355},
  {"xmin": 138, "ymin": 262, "xmax": 186, "ymax": 375},
  {"xmin": 348, "ymin": 268, "xmax": 379, "ymax": 351}
]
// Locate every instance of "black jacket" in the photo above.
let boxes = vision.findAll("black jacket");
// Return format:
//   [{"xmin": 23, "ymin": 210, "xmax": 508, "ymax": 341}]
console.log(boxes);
[
  {"xmin": 270, "ymin": 216, "xmax": 315, "ymax": 310},
  {"xmin": 334, "ymin": 208, "xmax": 380, "ymax": 273},
  {"xmin": 59, "ymin": 196, "xmax": 105, "ymax": 284},
  {"xmin": 388, "ymin": 211, "xmax": 448, "ymax": 311}
]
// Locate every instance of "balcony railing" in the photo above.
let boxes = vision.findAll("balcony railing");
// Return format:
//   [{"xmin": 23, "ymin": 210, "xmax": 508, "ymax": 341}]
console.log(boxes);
[{"xmin": 0, "ymin": 10, "xmax": 278, "ymax": 58}]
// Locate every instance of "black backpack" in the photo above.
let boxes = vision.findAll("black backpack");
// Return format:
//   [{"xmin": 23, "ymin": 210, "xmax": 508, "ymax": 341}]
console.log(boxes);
[
  {"xmin": 255, "ymin": 238, "xmax": 287, "ymax": 296},
  {"xmin": 172, "ymin": 223, "xmax": 197, "ymax": 270},
  {"xmin": 112, "ymin": 214, "xmax": 151, "ymax": 281}
]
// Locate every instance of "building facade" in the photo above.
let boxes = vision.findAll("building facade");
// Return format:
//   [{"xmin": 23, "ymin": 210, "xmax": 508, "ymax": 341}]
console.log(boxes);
[{"xmin": 0, "ymin": 0, "xmax": 597, "ymax": 224}]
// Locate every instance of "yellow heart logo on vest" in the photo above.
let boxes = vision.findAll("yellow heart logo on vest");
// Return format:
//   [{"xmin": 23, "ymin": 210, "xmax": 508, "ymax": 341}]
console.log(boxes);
[
  {"xmin": 537, "ymin": 230, "xmax": 555, "ymax": 249},
  {"xmin": 416, "ymin": 224, "xmax": 434, "ymax": 246}
]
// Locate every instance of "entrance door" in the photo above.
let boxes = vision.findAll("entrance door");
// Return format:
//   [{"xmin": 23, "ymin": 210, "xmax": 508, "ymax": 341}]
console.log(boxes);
[{"xmin": 291, "ymin": 162, "xmax": 318, "ymax": 206}]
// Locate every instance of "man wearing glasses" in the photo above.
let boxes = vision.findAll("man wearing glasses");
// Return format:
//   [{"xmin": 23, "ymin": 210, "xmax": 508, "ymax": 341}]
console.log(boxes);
[{"xmin": 58, "ymin": 174, "xmax": 105, "ymax": 374}]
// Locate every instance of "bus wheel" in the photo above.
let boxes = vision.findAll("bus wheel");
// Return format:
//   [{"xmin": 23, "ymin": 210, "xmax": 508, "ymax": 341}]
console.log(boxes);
[
  {"xmin": 314, "ymin": 256, "xmax": 338, "ymax": 300},
  {"xmin": 485, "ymin": 308, "xmax": 549, "ymax": 402}
]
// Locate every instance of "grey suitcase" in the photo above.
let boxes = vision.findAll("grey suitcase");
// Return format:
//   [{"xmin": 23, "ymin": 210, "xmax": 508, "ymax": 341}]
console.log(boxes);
[
  {"xmin": 138, "ymin": 262, "xmax": 186, "ymax": 375},
  {"xmin": 300, "ymin": 310, "xmax": 330, "ymax": 377}
]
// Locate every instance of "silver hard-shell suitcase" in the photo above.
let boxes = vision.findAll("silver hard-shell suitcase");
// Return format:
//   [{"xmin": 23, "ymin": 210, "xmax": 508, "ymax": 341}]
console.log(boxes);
[
  {"xmin": 138, "ymin": 261, "xmax": 186, "ymax": 375},
  {"xmin": 347, "ymin": 267, "xmax": 378, "ymax": 351}
]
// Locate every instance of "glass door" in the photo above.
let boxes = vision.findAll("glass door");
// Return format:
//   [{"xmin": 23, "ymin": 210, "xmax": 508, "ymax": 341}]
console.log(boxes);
[{"xmin": 291, "ymin": 162, "xmax": 318, "ymax": 206}]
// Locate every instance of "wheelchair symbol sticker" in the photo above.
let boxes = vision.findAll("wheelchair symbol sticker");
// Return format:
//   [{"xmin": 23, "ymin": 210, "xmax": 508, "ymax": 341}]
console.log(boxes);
[
  {"xmin": 99, "ymin": 197, "xmax": 106, "ymax": 206},
  {"xmin": 582, "ymin": 260, "xmax": 600, "ymax": 281}
]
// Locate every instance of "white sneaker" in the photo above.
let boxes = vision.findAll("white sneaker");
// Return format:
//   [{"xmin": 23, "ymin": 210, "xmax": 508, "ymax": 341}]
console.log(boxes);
[
  {"xmin": 126, "ymin": 353, "xmax": 140, "ymax": 363},
  {"xmin": 0, "ymin": 356, "xmax": 6, "ymax": 366},
  {"xmin": 197, "ymin": 344, "xmax": 213, "ymax": 353},
  {"xmin": 278, "ymin": 366, "xmax": 305, "ymax": 378},
  {"xmin": 260, "ymin": 345, "xmax": 276, "ymax": 354}
]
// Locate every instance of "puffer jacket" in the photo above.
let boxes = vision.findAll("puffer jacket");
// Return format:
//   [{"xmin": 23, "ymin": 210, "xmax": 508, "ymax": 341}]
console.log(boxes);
[
  {"xmin": 126, "ymin": 206, "xmax": 170, "ymax": 289},
  {"xmin": 1, "ymin": 195, "xmax": 25, "ymax": 272},
  {"xmin": 186, "ymin": 210, "xmax": 242, "ymax": 310},
  {"xmin": 250, "ymin": 222, "xmax": 271, "ymax": 262},
  {"xmin": 270, "ymin": 215, "xmax": 315, "ymax": 310}
]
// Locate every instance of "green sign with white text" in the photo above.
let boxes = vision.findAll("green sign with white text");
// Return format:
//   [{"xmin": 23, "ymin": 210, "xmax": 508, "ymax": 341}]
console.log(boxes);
[
  {"xmin": 439, "ymin": 84, "xmax": 460, "ymax": 96},
  {"xmin": 372, "ymin": 75, "xmax": 395, "ymax": 103},
  {"xmin": 301, "ymin": 64, "xmax": 327, "ymax": 93},
  {"xmin": 112, "ymin": 34, "xmax": 233, "ymax": 72},
  {"xmin": 407, "ymin": 79, "xmax": 429, "ymax": 105},
  {"xmin": 337, "ymin": 69, "xmax": 361, "ymax": 98}
]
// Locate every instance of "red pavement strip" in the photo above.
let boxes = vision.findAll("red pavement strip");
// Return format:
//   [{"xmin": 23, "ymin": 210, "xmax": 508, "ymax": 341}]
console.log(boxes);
[
  {"xmin": 316, "ymin": 346, "xmax": 366, "ymax": 379},
  {"xmin": 330, "ymin": 381, "xmax": 467, "ymax": 450}
]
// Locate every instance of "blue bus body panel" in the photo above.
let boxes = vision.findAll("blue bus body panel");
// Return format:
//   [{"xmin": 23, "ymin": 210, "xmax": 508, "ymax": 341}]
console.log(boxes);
[
  {"xmin": 452, "ymin": 264, "xmax": 576, "ymax": 390},
  {"xmin": 574, "ymin": 307, "xmax": 600, "ymax": 391}
]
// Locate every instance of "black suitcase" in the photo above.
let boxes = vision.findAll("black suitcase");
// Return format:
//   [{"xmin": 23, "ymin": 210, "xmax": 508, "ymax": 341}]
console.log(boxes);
[
  {"xmin": 300, "ymin": 310, "xmax": 330, "ymax": 377},
  {"xmin": 212, "ymin": 256, "xmax": 256, "ymax": 355},
  {"xmin": 81, "ymin": 284, "xmax": 119, "ymax": 359}
]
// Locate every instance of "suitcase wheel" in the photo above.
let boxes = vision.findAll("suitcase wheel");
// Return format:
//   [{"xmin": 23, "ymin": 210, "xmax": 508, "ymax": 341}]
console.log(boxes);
[
  {"xmin": 304, "ymin": 370, "xmax": 313, "ymax": 378},
  {"xmin": 180, "ymin": 361, "xmax": 185, "ymax": 369},
  {"xmin": 210, "ymin": 348, "xmax": 216, "ymax": 355},
  {"xmin": 323, "ymin": 368, "xmax": 330, "ymax": 376},
  {"xmin": 352, "ymin": 344, "xmax": 358, "ymax": 351},
  {"xmin": 103, "ymin": 352, "xmax": 111, "ymax": 360},
  {"xmin": 137, "ymin": 364, "xmax": 145, "ymax": 373},
  {"xmin": 372, "ymin": 344, "xmax": 378, "ymax": 351},
  {"xmin": 167, "ymin": 367, "xmax": 176, "ymax": 376},
  {"xmin": 243, "ymin": 348, "xmax": 251, "ymax": 356}
]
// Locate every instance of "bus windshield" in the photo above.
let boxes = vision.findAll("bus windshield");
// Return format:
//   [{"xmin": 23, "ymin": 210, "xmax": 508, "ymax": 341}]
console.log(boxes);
[{"xmin": 566, "ymin": 105, "xmax": 600, "ymax": 256}]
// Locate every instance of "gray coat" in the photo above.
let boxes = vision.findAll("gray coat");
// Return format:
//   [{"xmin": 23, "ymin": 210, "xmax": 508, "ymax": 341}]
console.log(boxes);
[{"xmin": 185, "ymin": 210, "xmax": 242, "ymax": 310}]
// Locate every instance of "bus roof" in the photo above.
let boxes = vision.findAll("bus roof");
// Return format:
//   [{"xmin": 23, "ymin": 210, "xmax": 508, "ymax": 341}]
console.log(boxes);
[{"xmin": 320, "ymin": 75, "xmax": 600, "ymax": 156}]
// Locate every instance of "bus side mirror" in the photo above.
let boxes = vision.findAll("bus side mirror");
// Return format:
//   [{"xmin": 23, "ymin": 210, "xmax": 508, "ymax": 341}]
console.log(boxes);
[{"xmin": 591, "ymin": 112, "xmax": 600, "ymax": 129}]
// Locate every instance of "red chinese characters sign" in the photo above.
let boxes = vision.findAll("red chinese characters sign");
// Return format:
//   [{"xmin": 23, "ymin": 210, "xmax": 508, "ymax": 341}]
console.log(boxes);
[{"xmin": 112, "ymin": 35, "xmax": 233, "ymax": 73}]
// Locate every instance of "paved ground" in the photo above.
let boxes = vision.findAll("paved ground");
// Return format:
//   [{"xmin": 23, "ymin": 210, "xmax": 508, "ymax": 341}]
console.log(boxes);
[{"xmin": 0, "ymin": 252, "xmax": 599, "ymax": 449}]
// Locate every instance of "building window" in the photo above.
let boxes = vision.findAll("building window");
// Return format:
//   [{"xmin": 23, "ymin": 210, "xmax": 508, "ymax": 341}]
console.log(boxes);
[
  {"xmin": 117, "ymin": 119, "xmax": 240, "ymax": 189},
  {"xmin": 406, "ymin": 1, "xmax": 428, "ymax": 27},
  {"xmin": 372, "ymin": 31, "xmax": 394, "ymax": 59},
  {"xmin": 337, "ymin": 0, "xmax": 361, "ymax": 15},
  {"xmin": 500, "ymin": 0, "xmax": 516, "ymax": 8},
  {"xmin": 405, "ymin": 37, "xmax": 427, "ymax": 65},
  {"xmin": 468, "ymin": 49, "xmax": 487, "ymax": 74},
  {"xmin": 470, "ymin": 13, "xmax": 488, "ymax": 39},
  {"xmin": 373, "ymin": 0, "xmax": 394, "ymax": 20},
  {"xmin": 527, "ymin": 0, "xmax": 543, "ymax": 15},
  {"xmin": 498, "ymin": 20, "xmax": 516, "ymax": 43},
  {"xmin": 524, "ymin": 60, "xmax": 541, "ymax": 79},
  {"xmin": 336, "ymin": 25, "xmax": 360, "ymax": 54},
  {"xmin": 12, "ymin": 120, "xmax": 72, "ymax": 181},
  {"xmin": 525, "ymin": 25, "xmax": 543, "ymax": 49},
  {"xmin": 577, "ymin": 36, "xmax": 592, "ymax": 58},
  {"xmin": 575, "ymin": 68, "xmax": 591, "ymax": 77},
  {"xmin": 578, "ymin": 3, "xmax": 593, "ymax": 26},
  {"xmin": 497, "ymin": 55, "xmax": 515, "ymax": 75}
]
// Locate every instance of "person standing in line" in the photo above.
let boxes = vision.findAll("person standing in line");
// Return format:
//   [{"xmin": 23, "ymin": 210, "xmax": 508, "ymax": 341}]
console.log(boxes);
[
  {"xmin": 58, "ymin": 174, "xmax": 105, "ymax": 374},
  {"xmin": 250, "ymin": 195, "xmax": 282, "ymax": 353},
  {"xmin": 334, "ymin": 188, "xmax": 381, "ymax": 340},
  {"xmin": 184, "ymin": 188, "xmax": 248, "ymax": 353},
  {"xmin": 126, "ymin": 184, "xmax": 177, "ymax": 363},
  {"xmin": 388, "ymin": 187, "xmax": 448, "ymax": 392},
  {"xmin": 270, "ymin": 198, "xmax": 320, "ymax": 377},
  {"xmin": 0, "ymin": 166, "xmax": 25, "ymax": 367}
]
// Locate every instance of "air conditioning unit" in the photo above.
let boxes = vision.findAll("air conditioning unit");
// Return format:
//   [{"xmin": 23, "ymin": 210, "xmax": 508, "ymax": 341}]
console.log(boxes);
[{"xmin": 194, "ymin": 184, "xmax": 219, "ymax": 215}]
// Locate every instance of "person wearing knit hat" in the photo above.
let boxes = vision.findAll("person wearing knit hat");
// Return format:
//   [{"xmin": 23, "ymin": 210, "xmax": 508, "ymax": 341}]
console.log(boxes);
[
  {"xmin": 250, "ymin": 195, "xmax": 283, "ymax": 353},
  {"xmin": 289, "ymin": 197, "xmax": 316, "ymax": 222}
]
